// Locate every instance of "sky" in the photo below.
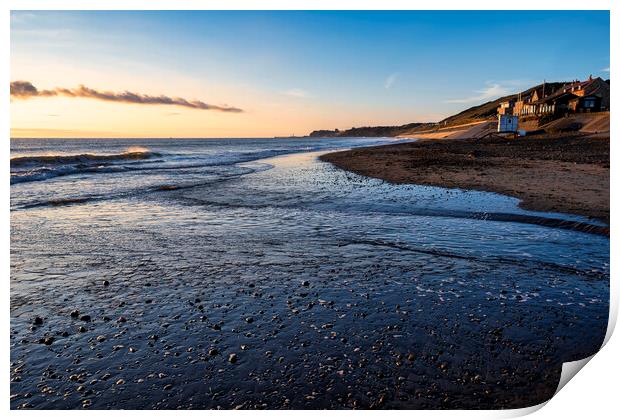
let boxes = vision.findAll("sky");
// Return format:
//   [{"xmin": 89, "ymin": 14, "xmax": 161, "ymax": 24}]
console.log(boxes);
[{"xmin": 10, "ymin": 10, "xmax": 610, "ymax": 138}]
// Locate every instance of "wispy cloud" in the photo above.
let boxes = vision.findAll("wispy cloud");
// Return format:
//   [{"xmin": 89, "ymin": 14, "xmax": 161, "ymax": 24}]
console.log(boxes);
[
  {"xmin": 281, "ymin": 88, "xmax": 310, "ymax": 98},
  {"xmin": 10, "ymin": 81, "xmax": 243, "ymax": 112},
  {"xmin": 384, "ymin": 73, "xmax": 398, "ymax": 89},
  {"xmin": 602, "ymin": 67, "xmax": 610, "ymax": 72},
  {"xmin": 445, "ymin": 81, "xmax": 532, "ymax": 104}
]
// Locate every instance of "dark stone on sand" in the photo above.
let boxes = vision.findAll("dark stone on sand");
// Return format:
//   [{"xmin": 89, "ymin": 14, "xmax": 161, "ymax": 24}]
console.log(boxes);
[
  {"xmin": 70, "ymin": 310, "xmax": 80, "ymax": 318},
  {"xmin": 228, "ymin": 353, "xmax": 238, "ymax": 363},
  {"xmin": 301, "ymin": 280, "xmax": 310, "ymax": 287},
  {"xmin": 80, "ymin": 315, "xmax": 91, "ymax": 322},
  {"xmin": 491, "ymin": 328, "xmax": 503, "ymax": 336},
  {"xmin": 208, "ymin": 348, "xmax": 218, "ymax": 356},
  {"xmin": 32, "ymin": 316, "xmax": 43, "ymax": 325},
  {"xmin": 117, "ymin": 316, "xmax": 127, "ymax": 323},
  {"xmin": 40, "ymin": 336, "xmax": 55, "ymax": 345},
  {"xmin": 164, "ymin": 384, "xmax": 173, "ymax": 391},
  {"xmin": 78, "ymin": 326, "xmax": 87, "ymax": 333},
  {"xmin": 103, "ymin": 280, "xmax": 110, "ymax": 286},
  {"xmin": 245, "ymin": 317, "xmax": 254, "ymax": 323}
]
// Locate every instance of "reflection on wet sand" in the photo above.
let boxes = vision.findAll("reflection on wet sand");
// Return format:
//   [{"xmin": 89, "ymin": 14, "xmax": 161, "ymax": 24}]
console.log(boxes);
[{"xmin": 10, "ymin": 147, "xmax": 609, "ymax": 409}]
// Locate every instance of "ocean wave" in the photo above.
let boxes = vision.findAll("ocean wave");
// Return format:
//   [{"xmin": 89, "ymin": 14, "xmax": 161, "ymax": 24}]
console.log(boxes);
[
  {"xmin": 11, "ymin": 148, "xmax": 160, "ymax": 168},
  {"xmin": 9, "ymin": 146, "xmax": 303, "ymax": 185}
]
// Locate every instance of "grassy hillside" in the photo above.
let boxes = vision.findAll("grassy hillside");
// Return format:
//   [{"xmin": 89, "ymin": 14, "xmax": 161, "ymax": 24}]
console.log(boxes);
[
  {"xmin": 433, "ymin": 82, "xmax": 565, "ymax": 128},
  {"xmin": 308, "ymin": 82, "xmax": 566, "ymax": 137}
]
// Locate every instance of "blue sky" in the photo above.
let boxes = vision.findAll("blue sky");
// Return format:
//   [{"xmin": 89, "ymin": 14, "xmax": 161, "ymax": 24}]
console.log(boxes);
[{"xmin": 11, "ymin": 10, "xmax": 610, "ymax": 137}]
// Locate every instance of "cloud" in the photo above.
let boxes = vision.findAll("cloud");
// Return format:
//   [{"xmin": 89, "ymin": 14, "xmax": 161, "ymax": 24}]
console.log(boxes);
[
  {"xmin": 384, "ymin": 73, "xmax": 398, "ymax": 89},
  {"xmin": 281, "ymin": 88, "xmax": 310, "ymax": 98},
  {"xmin": 10, "ymin": 81, "xmax": 243, "ymax": 112},
  {"xmin": 602, "ymin": 67, "xmax": 610, "ymax": 72},
  {"xmin": 445, "ymin": 83, "xmax": 512, "ymax": 104}
]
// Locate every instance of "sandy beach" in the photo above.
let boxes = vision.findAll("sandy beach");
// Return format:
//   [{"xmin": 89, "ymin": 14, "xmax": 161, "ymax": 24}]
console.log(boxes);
[{"xmin": 321, "ymin": 133, "xmax": 610, "ymax": 224}]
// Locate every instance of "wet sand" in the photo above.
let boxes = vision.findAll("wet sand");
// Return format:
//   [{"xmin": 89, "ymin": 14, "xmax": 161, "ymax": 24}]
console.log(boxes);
[
  {"xmin": 321, "ymin": 133, "xmax": 609, "ymax": 224},
  {"xmin": 10, "ymin": 150, "xmax": 609, "ymax": 410}
]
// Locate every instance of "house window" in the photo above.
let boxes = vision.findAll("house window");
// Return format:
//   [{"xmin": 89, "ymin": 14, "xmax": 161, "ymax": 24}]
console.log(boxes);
[{"xmin": 584, "ymin": 99, "xmax": 595, "ymax": 108}]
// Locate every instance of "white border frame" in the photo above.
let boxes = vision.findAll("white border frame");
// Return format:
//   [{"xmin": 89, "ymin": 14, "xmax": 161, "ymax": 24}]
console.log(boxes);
[{"xmin": 3, "ymin": 1, "xmax": 616, "ymax": 419}]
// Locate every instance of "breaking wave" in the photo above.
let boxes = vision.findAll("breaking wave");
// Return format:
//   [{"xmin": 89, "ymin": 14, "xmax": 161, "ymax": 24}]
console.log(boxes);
[
  {"xmin": 11, "ymin": 148, "xmax": 160, "ymax": 168},
  {"xmin": 10, "ymin": 147, "xmax": 165, "ymax": 185}
]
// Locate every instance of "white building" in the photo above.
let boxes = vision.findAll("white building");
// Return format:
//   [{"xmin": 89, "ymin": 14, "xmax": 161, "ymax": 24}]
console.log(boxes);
[{"xmin": 497, "ymin": 115, "xmax": 518, "ymax": 133}]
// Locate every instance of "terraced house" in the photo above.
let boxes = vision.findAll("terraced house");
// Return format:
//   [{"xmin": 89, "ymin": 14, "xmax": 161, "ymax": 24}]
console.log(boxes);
[{"xmin": 498, "ymin": 76, "xmax": 610, "ymax": 117}]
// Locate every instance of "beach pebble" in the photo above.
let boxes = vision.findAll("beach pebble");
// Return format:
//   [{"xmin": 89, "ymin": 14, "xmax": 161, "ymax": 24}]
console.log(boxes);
[
  {"xmin": 80, "ymin": 315, "xmax": 91, "ymax": 322},
  {"xmin": 40, "ymin": 336, "xmax": 55, "ymax": 345},
  {"xmin": 32, "ymin": 316, "xmax": 43, "ymax": 326},
  {"xmin": 228, "ymin": 353, "xmax": 238, "ymax": 363}
]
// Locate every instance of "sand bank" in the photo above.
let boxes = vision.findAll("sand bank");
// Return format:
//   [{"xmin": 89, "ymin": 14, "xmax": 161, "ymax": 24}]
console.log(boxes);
[{"xmin": 321, "ymin": 133, "xmax": 609, "ymax": 223}]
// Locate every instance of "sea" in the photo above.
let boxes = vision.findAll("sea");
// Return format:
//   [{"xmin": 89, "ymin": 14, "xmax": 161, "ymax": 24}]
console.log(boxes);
[{"xmin": 10, "ymin": 137, "xmax": 610, "ymax": 409}]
